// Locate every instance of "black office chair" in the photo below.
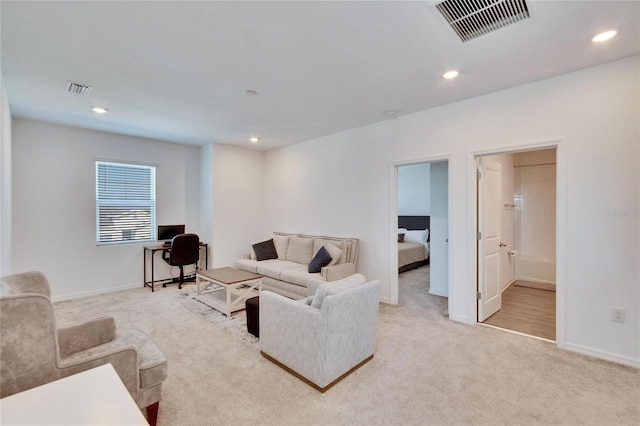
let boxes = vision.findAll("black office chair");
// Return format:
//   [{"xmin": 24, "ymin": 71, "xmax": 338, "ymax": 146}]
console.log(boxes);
[{"xmin": 162, "ymin": 233, "xmax": 200, "ymax": 289}]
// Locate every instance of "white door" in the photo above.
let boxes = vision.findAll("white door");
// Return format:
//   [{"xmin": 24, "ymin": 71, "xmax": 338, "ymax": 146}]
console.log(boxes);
[{"xmin": 478, "ymin": 159, "xmax": 502, "ymax": 322}]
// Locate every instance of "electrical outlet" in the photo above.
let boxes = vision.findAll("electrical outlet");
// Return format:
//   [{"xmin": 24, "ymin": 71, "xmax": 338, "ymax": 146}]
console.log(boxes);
[{"xmin": 611, "ymin": 307, "xmax": 625, "ymax": 323}]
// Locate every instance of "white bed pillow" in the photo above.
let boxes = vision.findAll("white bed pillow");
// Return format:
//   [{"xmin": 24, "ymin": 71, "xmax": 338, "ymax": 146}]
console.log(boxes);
[{"xmin": 404, "ymin": 229, "xmax": 428, "ymax": 244}]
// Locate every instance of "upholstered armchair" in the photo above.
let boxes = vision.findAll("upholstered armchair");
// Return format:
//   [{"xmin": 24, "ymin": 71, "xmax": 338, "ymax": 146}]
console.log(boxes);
[
  {"xmin": 259, "ymin": 274, "xmax": 380, "ymax": 392},
  {"xmin": 0, "ymin": 271, "xmax": 168, "ymax": 425}
]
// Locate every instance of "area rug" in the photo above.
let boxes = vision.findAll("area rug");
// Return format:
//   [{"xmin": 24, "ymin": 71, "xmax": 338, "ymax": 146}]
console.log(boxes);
[{"xmin": 176, "ymin": 290, "xmax": 259, "ymax": 350}]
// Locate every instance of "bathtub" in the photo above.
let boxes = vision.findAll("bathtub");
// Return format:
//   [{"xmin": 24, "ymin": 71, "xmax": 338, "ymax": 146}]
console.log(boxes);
[{"xmin": 514, "ymin": 254, "xmax": 556, "ymax": 285}]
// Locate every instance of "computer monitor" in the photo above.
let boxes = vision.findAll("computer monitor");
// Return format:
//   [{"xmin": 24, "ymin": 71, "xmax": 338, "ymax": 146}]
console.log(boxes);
[{"xmin": 157, "ymin": 224, "xmax": 185, "ymax": 243}]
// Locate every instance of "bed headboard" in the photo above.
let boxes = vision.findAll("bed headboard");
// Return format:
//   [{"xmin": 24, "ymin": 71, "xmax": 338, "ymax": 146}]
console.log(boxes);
[{"xmin": 398, "ymin": 215, "xmax": 430, "ymax": 233}]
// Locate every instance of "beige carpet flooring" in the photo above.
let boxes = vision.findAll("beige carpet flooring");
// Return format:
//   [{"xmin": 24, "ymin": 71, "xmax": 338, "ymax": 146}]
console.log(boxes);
[{"xmin": 54, "ymin": 269, "xmax": 639, "ymax": 426}]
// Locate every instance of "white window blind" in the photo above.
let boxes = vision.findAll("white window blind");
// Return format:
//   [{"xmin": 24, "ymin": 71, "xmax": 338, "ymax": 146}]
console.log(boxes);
[{"xmin": 96, "ymin": 161, "xmax": 156, "ymax": 245}]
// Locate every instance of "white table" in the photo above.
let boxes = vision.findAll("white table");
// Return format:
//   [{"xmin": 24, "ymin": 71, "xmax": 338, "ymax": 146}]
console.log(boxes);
[
  {"xmin": 0, "ymin": 364, "xmax": 148, "ymax": 425},
  {"xmin": 196, "ymin": 267, "xmax": 262, "ymax": 317}
]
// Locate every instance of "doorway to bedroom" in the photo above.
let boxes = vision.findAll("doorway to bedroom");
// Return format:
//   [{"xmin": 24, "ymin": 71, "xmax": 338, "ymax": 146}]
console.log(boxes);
[
  {"xmin": 476, "ymin": 148, "xmax": 557, "ymax": 341},
  {"xmin": 395, "ymin": 160, "xmax": 449, "ymax": 314}
]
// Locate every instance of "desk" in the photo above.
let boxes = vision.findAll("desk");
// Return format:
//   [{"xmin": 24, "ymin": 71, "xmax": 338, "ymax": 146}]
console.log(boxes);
[
  {"xmin": 0, "ymin": 364, "xmax": 148, "ymax": 425},
  {"xmin": 143, "ymin": 242, "xmax": 208, "ymax": 292}
]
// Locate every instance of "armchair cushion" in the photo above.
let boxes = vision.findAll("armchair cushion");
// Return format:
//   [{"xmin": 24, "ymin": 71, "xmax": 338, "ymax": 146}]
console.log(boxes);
[
  {"xmin": 307, "ymin": 279, "xmax": 324, "ymax": 298},
  {"xmin": 62, "ymin": 329, "xmax": 168, "ymax": 390},
  {"xmin": 310, "ymin": 273, "xmax": 366, "ymax": 308},
  {"xmin": 58, "ymin": 316, "xmax": 117, "ymax": 357}
]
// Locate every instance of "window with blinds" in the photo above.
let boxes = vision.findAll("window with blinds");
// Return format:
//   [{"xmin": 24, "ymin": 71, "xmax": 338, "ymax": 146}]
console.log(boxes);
[{"xmin": 96, "ymin": 161, "xmax": 156, "ymax": 245}]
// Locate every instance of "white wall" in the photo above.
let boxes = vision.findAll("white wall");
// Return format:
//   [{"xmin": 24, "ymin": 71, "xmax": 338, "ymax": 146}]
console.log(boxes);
[
  {"xmin": 211, "ymin": 143, "xmax": 265, "ymax": 268},
  {"xmin": 398, "ymin": 163, "xmax": 430, "ymax": 215},
  {"xmin": 0, "ymin": 75, "xmax": 12, "ymax": 277},
  {"xmin": 429, "ymin": 161, "xmax": 448, "ymax": 297},
  {"xmin": 262, "ymin": 57, "xmax": 639, "ymax": 366},
  {"xmin": 199, "ymin": 143, "xmax": 214, "ymax": 267},
  {"xmin": 11, "ymin": 119, "xmax": 201, "ymax": 299},
  {"xmin": 514, "ymin": 149, "xmax": 556, "ymax": 259}
]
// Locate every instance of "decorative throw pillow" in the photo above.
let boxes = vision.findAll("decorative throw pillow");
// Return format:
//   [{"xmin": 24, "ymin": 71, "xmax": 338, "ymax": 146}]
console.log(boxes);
[
  {"xmin": 324, "ymin": 243, "xmax": 344, "ymax": 267},
  {"xmin": 313, "ymin": 239, "xmax": 346, "ymax": 264},
  {"xmin": 308, "ymin": 246, "xmax": 332, "ymax": 273},
  {"xmin": 272, "ymin": 235, "xmax": 290, "ymax": 260},
  {"xmin": 285, "ymin": 236, "xmax": 314, "ymax": 265},
  {"xmin": 252, "ymin": 239, "xmax": 278, "ymax": 261},
  {"xmin": 311, "ymin": 273, "xmax": 366, "ymax": 309},
  {"xmin": 249, "ymin": 238, "xmax": 267, "ymax": 260},
  {"xmin": 398, "ymin": 233, "xmax": 405, "ymax": 243}
]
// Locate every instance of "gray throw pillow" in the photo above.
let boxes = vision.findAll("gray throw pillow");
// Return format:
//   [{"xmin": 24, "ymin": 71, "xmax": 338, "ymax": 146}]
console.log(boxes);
[
  {"xmin": 308, "ymin": 246, "xmax": 332, "ymax": 273},
  {"xmin": 252, "ymin": 239, "xmax": 278, "ymax": 261}
]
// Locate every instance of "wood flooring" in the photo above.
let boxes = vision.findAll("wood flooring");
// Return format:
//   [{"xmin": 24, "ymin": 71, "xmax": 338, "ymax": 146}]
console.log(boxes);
[{"xmin": 482, "ymin": 282, "xmax": 556, "ymax": 341}]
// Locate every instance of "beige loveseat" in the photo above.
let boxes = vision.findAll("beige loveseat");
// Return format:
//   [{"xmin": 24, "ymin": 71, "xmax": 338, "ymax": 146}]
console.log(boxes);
[{"xmin": 235, "ymin": 232, "xmax": 359, "ymax": 299}]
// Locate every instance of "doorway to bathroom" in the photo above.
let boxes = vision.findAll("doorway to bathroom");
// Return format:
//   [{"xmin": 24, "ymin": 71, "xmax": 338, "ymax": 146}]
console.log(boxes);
[{"xmin": 476, "ymin": 147, "xmax": 557, "ymax": 341}]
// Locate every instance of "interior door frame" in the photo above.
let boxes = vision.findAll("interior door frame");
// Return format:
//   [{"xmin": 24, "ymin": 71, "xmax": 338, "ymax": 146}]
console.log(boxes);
[
  {"xmin": 470, "ymin": 139, "xmax": 566, "ymax": 349},
  {"xmin": 389, "ymin": 154, "xmax": 452, "ymax": 310}
]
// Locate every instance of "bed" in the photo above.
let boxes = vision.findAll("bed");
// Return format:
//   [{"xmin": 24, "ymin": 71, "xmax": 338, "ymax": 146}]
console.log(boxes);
[{"xmin": 398, "ymin": 215, "xmax": 430, "ymax": 273}]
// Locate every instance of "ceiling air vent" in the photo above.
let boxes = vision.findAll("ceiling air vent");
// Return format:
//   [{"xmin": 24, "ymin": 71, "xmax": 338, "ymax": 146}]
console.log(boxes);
[
  {"xmin": 66, "ymin": 81, "xmax": 93, "ymax": 96},
  {"xmin": 435, "ymin": 0, "xmax": 530, "ymax": 42}
]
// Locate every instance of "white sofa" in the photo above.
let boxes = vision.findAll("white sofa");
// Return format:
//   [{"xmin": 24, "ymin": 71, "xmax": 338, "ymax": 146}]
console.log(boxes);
[{"xmin": 235, "ymin": 232, "xmax": 359, "ymax": 299}]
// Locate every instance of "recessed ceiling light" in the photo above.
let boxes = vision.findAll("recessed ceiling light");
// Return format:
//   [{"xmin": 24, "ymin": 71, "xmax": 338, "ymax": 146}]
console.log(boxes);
[
  {"xmin": 92, "ymin": 106, "xmax": 108, "ymax": 114},
  {"xmin": 443, "ymin": 70, "xmax": 459, "ymax": 80},
  {"xmin": 384, "ymin": 110, "xmax": 396, "ymax": 118},
  {"xmin": 250, "ymin": 137, "xmax": 260, "ymax": 143},
  {"xmin": 592, "ymin": 30, "xmax": 617, "ymax": 43},
  {"xmin": 244, "ymin": 90, "xmax": 258, "ymax": 96}
]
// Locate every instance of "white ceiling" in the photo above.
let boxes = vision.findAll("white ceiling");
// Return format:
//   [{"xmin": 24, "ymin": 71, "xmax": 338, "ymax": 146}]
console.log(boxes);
[{"xmin": 1, "ymin": 1, "xmax": 638, "ymax": 151}]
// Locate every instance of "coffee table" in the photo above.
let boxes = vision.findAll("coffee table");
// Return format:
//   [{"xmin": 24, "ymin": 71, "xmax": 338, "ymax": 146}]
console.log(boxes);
[{"xmin": 195, "ymin": 267, "xmax": 262, "ymax": 317}]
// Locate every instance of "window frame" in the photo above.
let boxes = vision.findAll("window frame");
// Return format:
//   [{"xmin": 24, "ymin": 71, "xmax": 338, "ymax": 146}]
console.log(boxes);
[{"xmin": 95, "ymin": 160, "xmax": 157, "ymax": 246}]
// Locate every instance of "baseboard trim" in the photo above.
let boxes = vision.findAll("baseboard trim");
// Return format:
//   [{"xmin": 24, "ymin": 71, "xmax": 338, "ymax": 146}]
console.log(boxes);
[
  {"xmin": 450, "ymin": 313, "xmax": 471, "ymax": 324},
  {"xmin": 428, "ymin": 288, "xmax": 448, "ymax": 297},
  {"xmin": 261, "ymin": 352, "xmax": 374, "ymax": 392},
  {"xmin": 51, "ymin": 283, "xmax": 140, "ymax": 302},
  {"xmin": 565, "ymin": 342, "xmax": 640, "ymax": 369}
]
